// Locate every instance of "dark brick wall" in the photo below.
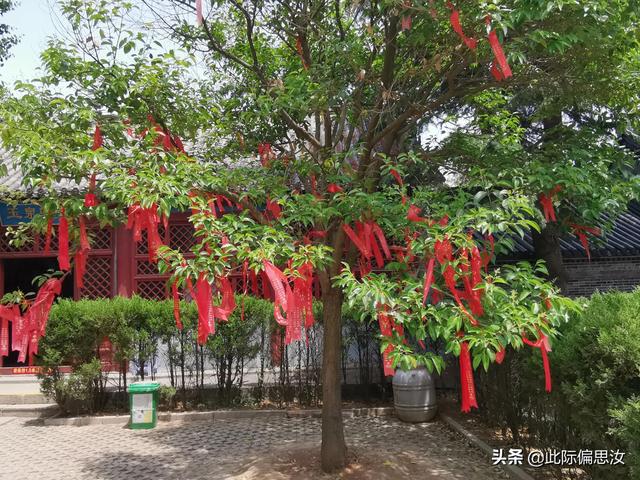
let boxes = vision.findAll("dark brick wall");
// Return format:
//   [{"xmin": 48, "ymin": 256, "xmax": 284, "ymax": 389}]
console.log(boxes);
[{"xmin": 564, "ymin": 256, "xmax": 640, "ymax": 297}]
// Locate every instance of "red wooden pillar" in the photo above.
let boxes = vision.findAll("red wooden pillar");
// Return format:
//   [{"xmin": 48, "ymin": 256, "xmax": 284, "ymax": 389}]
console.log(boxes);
[{"xmin": 115, "ymin": 225, "xmax": 134, "ymax": 297}]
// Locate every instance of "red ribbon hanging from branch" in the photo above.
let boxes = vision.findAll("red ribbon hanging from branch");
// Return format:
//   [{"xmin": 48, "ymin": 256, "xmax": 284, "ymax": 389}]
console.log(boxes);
[
  {"xmin": 0, "ymin": 305, "xmax": 19, "ymax": 357},
  {"xmin": 327, "ymin": 183, "xmax": 343, "ymax": 194},
  {"xmin": 538, "ymin": 185, "xmax": 562, "ymax": 222},
  {"xmin": 422, "ymin": 257, "xmax": 435, "ymax": 304},
  {"xmin": 58, "ymin": 209, "xmax": 70, "ymax": 271},
  {"xmin": 458, "ymin": 337, "xmax": 478, "ymax": 413},
  {"xmin": 126, "ymin": 203, "xmax": 163, "ymax": 263},
  {"xmin": 485, "ymin": 16, "xmax": 512, "ymax": 80},
  {"xmin": 257, "ymin": 142, "xmax": 272, "ymax": 167},
  {"xmin": 401, "ymin": 2, "xmax": 412, "ymax": 31},
  {"xmin": 84, "ymin": 173, "xmax": 99, "ymax": 207},
  {"xmin": 195, "ymin": 0, "xmax": 203, "ymax": 25},
  {"xmin": 522, "ymin": 329, "xmax": 552, "ymax": 392},
  {"xmin": 13, "ymin": 279, "xmax": 62, "ymax": 363},
  {"xmin": 569, "ymin": 223, "xmax": 601, "ymax": 261},
  {"xmin": 92, "ymin": 125, "xmax": 103, "ymax": 151},
  {"xmin": 172, "ymin": 280, "xmax": 183, "ymax": 330},
  {"xmin": 295, "ymin": 36, "xmax": 308, "ymax": 70},
  {"xmin": 447, "ymin": 2, "xmax": 477, "ymax": 50}
]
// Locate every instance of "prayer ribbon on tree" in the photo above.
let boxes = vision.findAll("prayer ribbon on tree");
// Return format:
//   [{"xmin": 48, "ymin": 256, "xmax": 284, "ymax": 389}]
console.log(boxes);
[
  {"xmin": 0, "ymin": 305, "xmax": 19, "ymax": 357},
  {"xmin": 92, "ymin": 125, "xmax": 103, "ymax": 151},
  {"xmin": 126, "ymin": 203, "xmax": 163, "ymax": 263},
  {"xmin": 295, "ymin": 36, "xmax": 308, "ymax": 70},
  {"xmin": 195, "ymin": 0, "xmax": 203, "ymax": 25},
  {"xmin": 401, "ymin": 2, "xmax": 412, "ymax": 31},
  {"xmin": 458, "ymin": 334, "xmax": 478, "ymax": 413},
  {"xmin": 447, "ymin": 2, "xmax": 477, "ymax": 50},
  {"xmin": 569, "ymin": 223, "xmax": 601, "ymax": 261},
  {"xmin": 58, "ymin": 208, "xmax": 70, "ymax": 271},
  {"xmin": 522, "ymin": 329, "xmax": 552, "ymax": 392},
  {"xmin": 495, "ymin": 347, "xmax": 506, "ymax": 364},
  {"xmin": 84, "ymin": 173, "xmax": 99, "ymax": 207},
  {"xmin": 407, "ymin": 204, "xmax": 429, "ymax": 223},
  {"xmin": 327, "ymin": 183, "xmax": 343, "ymax": 194},
  {"xmin": 422, "ymin": 257, "xmax": 435, "ymax": 304},
  {"xmin": 12, "ymin": 279, "xmax": 62, "ymax": 363},
  {"xmin": 538, "ymin": 185, "xmax": 562, "ymax": 222},
  {"xmin": 74, "ymin": 216, "xmax": 91, "ymax": 289},
  {"xmin": 172, "ymin": 280, "xmax": 183, "ymax": 330},
  {"xmin": 485, "ymin": 16, "xmax": 512, "ymax": 80},
  {"xmin": 258, "ymin": 143, "xmax": 272, "ymax": 167}
]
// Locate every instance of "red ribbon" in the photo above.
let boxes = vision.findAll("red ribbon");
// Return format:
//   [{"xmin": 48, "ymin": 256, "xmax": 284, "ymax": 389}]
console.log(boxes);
[
  {"xmin": 486, "ymin": 16, "xmax": 512, "ymax": 80},
  {"xmin": 84, "ymin": 173, "xmax": 99, "ymax": 207},
  {"xmin": 377, "ymin": 305, "xmax": 396, "ymax": 376},
  {"xmin": 422, "ymin": 257, "xmax": 435, "ymax": 304},
  {"xmin": 327, "ymin": 183, "xmax": 343, "ymax": 194},
  {"xmin": 401, "ymin": 15, "xmax": 412, "ymax": 31},
  {"xmin": 495, "ymin": 347, "xmax": 506, "ymax": 364},
  {"xmin": 539, "ymin": 185, "xmax": 561, "ymax": 222},
  {"xmin": 447, "ymin": 2, "xmax": 477, "ymax": 50},
  {"xmin": 58, "ymin": 209, "xmax": 70, "ymax": 271},
  {"xmin": 92, "ymin": 125, "xmax": 103, "ymax": 151},
  {"xmin": 459, "ymin": 339, "xmax": 478, "ymax": 412},
  {"xmin": 172, "ymin": 280, "xmax": 183, "ymax": 330},
  {"xmin": 296, "ymin": 36, "xmax": 308, "ymax": 69},
  {"xmin": 196, "ymin": 0, "xmax": 203, "ymax": 25},
  {"xmin": 13, "ymin": 279, "xmax": 62, "ymax": 363},
  {"xmin": 569, "ymin": 223, "xmax": 601, "ymax": 261},
  {"xmin": 265, "ymin": 196, "xmax": 282, "ymax": 220},
  {"xmin": 522, "ymin": 330, "xmax": 552, "ymax": 392},
  {"xmin": 258, "ymin": 143, "xmax": 272, "ymax": 166},
  {"xmin": 126, "ymin": 203, "xmax": 163, "ymax": 262},
  {"xmin": 407, "ymin": 204, "xmax": 429, "ymax": 223}
]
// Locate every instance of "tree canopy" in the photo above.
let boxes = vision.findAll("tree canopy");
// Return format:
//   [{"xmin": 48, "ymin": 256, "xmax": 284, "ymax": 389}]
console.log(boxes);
[{"xmin": 0, "ymin": 0, "xmax": 639, "ymax": 471}]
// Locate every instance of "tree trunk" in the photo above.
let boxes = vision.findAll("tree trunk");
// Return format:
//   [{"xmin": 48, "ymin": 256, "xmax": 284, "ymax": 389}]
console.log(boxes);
[
  {"xmin": 532, "ymin": 222, "xmax": 568, "ymax": 293},
  {"xmin": 321, "ymin": 287, "xmax": 347, "ymax": 472}
]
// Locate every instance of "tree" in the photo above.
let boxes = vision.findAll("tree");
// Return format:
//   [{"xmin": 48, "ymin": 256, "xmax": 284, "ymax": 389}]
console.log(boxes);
[
  {"xmin": 1, "ymin": 0, "xmax": 639, "ymax": 472},
  {"xmin": 0, "ymin": 0, "xmax": 16, "ymax": 66}
]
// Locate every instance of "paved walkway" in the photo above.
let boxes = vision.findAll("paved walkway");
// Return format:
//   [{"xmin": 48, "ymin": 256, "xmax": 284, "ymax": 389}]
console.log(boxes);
[{"xmin": 0, "ymin": 415, "xmax": 510, "ymax": 479}]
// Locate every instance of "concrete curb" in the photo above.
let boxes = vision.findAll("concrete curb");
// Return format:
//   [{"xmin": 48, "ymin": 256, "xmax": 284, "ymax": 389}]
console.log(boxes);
[
  {"xmin": 0, "ymin": 404, "xmax": 59, "ymax": 418},
  {"xmin": 0, "ymin": 394, "xmax": 52, "ymax": 405},
  {"xmin": 43, "ymin": 406, "xmax": 394, "ymax": 426},
  {"xmin": 440, "ymin": 413, "xmax": 536, "ymax": 480}
]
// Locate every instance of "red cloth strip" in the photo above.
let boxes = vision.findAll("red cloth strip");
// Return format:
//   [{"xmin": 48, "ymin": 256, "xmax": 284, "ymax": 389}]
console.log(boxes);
[
  {"xmin": 172, "ymin": 280, "xmax": 183, "ymax": 330},
  {"xmin": 58, "ymin": 209, "xmax": 70, "ymax": 271},
  {"xmin": 422, "ymin": 258, "xmax": 435, "ymax": 304},
  {"xmin": 92, "ymin": 125, "xmax": 103, "ymax": 151},
  {"xmin": 486, "ymin": 16, "xmax": 512, "ymax": 79},
  {"xmin": 459, "ymin": 340, "xmax": 478, "ymax": 412},
  {"xmin": 447, "ymin": 3, "xmax": 477, "ymax": 50}
]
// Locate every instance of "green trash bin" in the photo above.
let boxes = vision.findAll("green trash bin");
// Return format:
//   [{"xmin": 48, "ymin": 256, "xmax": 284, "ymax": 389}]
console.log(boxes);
[{"xmin": 128, "ymin": 381, "xmax": 160, "ymax": 429}]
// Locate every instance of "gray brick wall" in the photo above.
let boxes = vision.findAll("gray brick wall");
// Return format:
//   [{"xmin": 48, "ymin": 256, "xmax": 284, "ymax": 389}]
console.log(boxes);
[{"xmin": 564, "ymin": 256, "xmax": 640, "ymax": 297}]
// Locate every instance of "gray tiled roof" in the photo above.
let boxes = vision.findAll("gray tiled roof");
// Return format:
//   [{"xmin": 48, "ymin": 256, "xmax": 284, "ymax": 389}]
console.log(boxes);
[{"xmin": 0, "ymin": 148, "xmax": 84, "ymax": 196}]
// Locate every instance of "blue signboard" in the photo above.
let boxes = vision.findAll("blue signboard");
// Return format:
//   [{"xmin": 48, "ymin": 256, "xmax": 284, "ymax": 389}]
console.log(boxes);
[{"xmin": 0, "ymin": 203, "xmax": 42, "ymax": 226}]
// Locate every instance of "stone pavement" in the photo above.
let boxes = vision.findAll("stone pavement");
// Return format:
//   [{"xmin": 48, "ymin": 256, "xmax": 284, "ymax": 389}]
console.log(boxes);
[{"xmin": 0, "ymin": 415, "xmax": 511, "ymax": 479}]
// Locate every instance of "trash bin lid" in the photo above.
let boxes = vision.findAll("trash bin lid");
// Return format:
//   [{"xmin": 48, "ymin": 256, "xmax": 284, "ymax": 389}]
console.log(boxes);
[{"xmin": 128, "ymin": 381, "xmax": 161, "ymax": 393}]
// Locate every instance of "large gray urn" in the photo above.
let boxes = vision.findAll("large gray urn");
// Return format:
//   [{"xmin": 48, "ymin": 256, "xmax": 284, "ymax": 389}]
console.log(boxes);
[{"xmin": 392, "ymin": 367, "xmax": 437, "ymax": 422}]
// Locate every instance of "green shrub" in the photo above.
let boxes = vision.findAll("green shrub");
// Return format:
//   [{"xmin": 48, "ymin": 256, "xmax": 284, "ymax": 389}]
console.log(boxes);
[
  {"xmin": 477, "ymin": 289, "xmax": 640, "ymax": 480},
  {"xmin": 40, "ymin": 359, "xmax": 104, "ymax": 415}
]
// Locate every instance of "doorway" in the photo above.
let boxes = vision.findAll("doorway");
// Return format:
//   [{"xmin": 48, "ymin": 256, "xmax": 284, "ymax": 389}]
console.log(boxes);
[{"xmin": 2, "ymin": 257, "xmax": 73, "ymax": 367}]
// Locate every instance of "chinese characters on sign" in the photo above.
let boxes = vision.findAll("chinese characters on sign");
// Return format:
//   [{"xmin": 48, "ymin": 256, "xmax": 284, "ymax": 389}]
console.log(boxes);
[
  {"xmin": 0, "ymin": 203, "xmax": 43, "ymax": 226},
  {"xmin": 492, "ymin": 448, "xmax": 626, "ymax": 467}
]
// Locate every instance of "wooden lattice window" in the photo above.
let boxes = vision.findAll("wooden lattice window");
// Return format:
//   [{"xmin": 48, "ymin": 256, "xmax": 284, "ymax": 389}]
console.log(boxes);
[{"xmin": 78, "ymin": 256, "xmax": 112, "ymax": 299}]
